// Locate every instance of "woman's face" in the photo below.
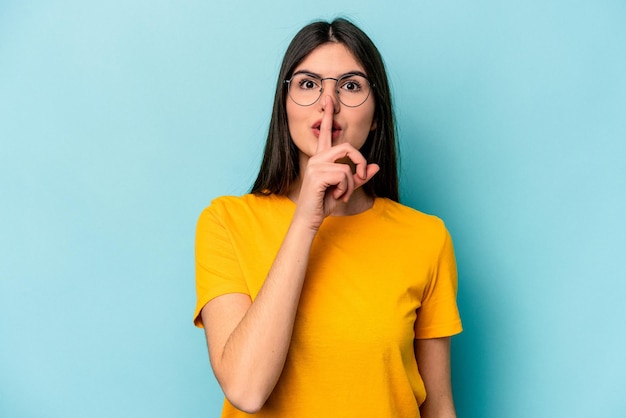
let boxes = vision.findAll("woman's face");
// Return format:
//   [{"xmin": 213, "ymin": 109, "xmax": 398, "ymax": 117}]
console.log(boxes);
[{"xmin": 286, "ymin": 42, "xmax": 376, "ymax": 163}]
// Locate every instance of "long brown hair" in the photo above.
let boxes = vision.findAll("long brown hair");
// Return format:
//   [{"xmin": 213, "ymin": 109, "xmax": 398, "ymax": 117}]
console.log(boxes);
[{"xmin": 251, "ymin": 18, "xmax": 398, "ymax": 201}]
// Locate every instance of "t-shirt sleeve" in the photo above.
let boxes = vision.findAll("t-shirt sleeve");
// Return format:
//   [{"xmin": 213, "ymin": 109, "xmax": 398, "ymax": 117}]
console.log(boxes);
[
  {"xmin": 193, "ymin": 202, "xmax": 249, "ymax": 328},
  {"xmin": 414, "ymin": 224, "xmax": 463, "ymax": 339}
]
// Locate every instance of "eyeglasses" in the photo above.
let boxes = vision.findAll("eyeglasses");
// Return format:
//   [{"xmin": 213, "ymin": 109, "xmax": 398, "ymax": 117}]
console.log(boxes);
[{"xmin": 285, "ymin": 72, "xmax": 373, "ymax": 108}]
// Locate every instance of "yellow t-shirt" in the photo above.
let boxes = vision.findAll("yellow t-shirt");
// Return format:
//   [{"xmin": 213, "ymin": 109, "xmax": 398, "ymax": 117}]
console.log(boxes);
[{"xmin": 194, "ymin": 194, "xmax": 462, "ymax": 418}]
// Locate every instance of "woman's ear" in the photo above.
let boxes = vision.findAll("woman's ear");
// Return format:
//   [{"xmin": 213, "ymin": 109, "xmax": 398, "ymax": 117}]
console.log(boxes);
[{"xmin": 370, "ymin": 119, "xmax": 377, "ymax": 131}]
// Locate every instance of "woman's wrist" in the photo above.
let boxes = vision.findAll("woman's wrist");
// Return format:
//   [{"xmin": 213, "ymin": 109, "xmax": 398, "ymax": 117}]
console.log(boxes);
[{"xmin": 287, "ymin": 215, "xmax": 321, "ymax": 241}]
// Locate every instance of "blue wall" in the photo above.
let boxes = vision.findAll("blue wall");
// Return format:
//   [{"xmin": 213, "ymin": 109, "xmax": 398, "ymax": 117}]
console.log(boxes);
[{"xmin": 1, "ymin": 1, "xmax": 625, "ymax": 417}]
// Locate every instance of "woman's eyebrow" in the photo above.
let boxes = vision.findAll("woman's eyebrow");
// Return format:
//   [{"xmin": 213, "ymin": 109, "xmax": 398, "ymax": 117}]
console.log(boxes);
[
  {"xmin": 292, "ymin": 69, "xmax": 368, "ymax": 78},
  {"xmin": 345, "ymin": 70, "xmax": 368, "ymax": 79},
  {"xmin": 292, "ymin": 69, "xmax": 321, "ymax": 78}
]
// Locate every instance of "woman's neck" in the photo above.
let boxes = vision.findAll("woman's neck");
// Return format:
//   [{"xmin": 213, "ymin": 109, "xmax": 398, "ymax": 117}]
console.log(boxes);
[{"xmin": 287, "ymin": 179, "xmax": 374, "ymax": 217}]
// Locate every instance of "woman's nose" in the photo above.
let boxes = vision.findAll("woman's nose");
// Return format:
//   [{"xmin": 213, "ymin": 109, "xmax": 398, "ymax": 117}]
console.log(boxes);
[{"xmin": 319, "ymin": 89, "xmax": 340, "ymax": 114}]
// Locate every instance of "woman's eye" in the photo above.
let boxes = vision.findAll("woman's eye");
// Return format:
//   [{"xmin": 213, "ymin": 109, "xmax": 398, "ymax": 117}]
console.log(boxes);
[
  {"xmin": 340, "ymin": 80, "xmax": 362, "ymax": 92},
  {"xmin": 298, "ymin": 79, "xmax": 319, "ymax": 90}
]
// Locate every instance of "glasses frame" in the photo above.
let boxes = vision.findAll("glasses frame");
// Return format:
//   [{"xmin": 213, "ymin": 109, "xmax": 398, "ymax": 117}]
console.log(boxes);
[{"xmin": 284, "ymin": 72, "xmax": 374, "ymax": 108}]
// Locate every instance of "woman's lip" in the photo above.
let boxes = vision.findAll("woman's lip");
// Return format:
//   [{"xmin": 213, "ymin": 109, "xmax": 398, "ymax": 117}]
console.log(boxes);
[
  {"xmin": 312, "ymin": 127, "xmax": 342, "ymax": 140},
  {"xmin": 312, "ymin": 120, "xmax": 342, "ymax": 131}
]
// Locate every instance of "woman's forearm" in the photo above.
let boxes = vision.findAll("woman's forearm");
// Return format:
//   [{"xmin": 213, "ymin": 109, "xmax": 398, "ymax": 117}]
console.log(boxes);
[{"xmin": 202, "ymin": 219, "xmax": 317, "ymax": 412}]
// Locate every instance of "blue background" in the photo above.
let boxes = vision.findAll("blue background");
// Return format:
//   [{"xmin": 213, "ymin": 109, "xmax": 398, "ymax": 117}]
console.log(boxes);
[{"xmin": 1, "ymin": 1, "xmax": 625, "ymax": 417}]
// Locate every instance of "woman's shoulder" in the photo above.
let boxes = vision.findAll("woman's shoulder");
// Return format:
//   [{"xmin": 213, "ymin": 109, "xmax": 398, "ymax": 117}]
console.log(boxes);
[
  {"xmin": 378, "ymin": 198, "xmax": 449, "ymax": 239},
  {"xmin": 201, "ymin": 193, "xmax": 293, "ymax": 218},
  {"xmin": 210, "ymin": 192, "xmax": 290, "ymax": 206},
  {"xmin": 380, "ymin": 198, "xmax": 444, "ymax": 224}
]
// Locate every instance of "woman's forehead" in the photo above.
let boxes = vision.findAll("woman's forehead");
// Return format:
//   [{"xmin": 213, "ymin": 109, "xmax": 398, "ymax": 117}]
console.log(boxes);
[{"xmin": 294, "ymin": 42, "xmax": 365, "ymax": 76}]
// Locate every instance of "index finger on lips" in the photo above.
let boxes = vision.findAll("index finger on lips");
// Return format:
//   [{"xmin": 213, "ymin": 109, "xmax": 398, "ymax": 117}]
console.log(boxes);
[{"xmin": 315, "ymin": 96, "xmax": 333, "ymax": 154}]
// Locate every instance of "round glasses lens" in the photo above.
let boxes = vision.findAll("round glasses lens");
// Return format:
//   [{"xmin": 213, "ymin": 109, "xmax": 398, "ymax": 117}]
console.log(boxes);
[
  {"xmin": 288, "ymin": 73, "xmax": 371, "ymax": 107},
  {"xmin": 335, "ymin": 74, "xmax": 371, "ymax": 107},
  {"xmin": 288, "ymin": 74, "xmax": 322, "ymax": 106}
]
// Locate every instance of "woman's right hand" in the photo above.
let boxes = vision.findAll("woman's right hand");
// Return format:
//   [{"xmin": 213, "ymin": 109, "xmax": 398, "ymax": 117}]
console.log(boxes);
[
  {"xmin": 292, "ymin": 96, "xmax": 380, "ymax": 232},
  {"xmin": 201, "ymin": 97, "xmax": 378, "ymax": 413}
]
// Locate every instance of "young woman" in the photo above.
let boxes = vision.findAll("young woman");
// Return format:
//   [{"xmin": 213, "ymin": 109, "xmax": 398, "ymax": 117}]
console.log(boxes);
[{"xmin": 194, "ymin": 18, "xmax": 462, "ymax": 418}]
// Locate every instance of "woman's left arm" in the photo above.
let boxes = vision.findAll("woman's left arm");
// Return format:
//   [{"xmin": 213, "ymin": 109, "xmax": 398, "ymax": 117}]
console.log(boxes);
[{"xmin": 415, "ymin": 337, "xmax": 457, "ymax": 418}]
